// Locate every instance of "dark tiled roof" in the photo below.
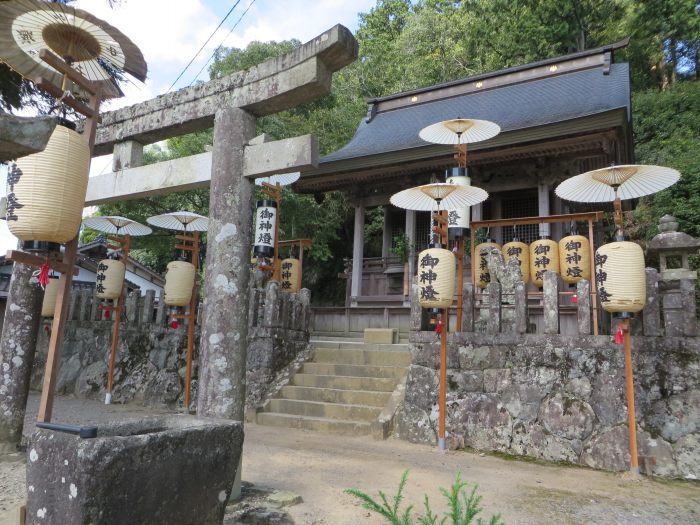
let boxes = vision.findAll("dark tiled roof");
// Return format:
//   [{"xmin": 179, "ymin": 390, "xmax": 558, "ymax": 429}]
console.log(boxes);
[{"xmin": 322, "ymin": 63, "xmax": 630, "ymax": 164}]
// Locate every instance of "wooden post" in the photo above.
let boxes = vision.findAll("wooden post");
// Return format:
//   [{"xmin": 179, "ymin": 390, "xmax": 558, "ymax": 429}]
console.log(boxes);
[
  {"xmin": 37, "ymin": 237, "xmax": 79, "ymax": 422},
  {"xmin": 621, "ymin": 317, "xmax": 640, "ymax": 473},
  {"xmin": 104, "ymin": 234, "xmax": 130, "ymax": 404},
  {"xmin": 588, "ymin": 219, "xmax": 599, "ymax": 335},
  {"xmin": 183, "ymin": 231, "xmax": 200, "ymax": 409},
  {"xmin": 455, "ymin": 237, "xmax": 463, "ymax": 330},
  {"xmin": 34, "ymin": 62, "xmax": 102, "ymax": 422},
  {"xmin": 438, "ymin": 307, "xmax": 447, "ymax": 451}
]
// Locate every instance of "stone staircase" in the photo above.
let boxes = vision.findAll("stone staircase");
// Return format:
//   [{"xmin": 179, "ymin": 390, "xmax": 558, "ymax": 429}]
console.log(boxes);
[{"xmin": 256, "ymin": 334, "xmax": 411, "ymax": 437}]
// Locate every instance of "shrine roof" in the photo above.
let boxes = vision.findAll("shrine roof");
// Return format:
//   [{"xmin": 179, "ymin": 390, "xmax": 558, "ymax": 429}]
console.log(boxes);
[{"xmin": 321, "ymin": 62, "xmax": 630, "ymax": 165}]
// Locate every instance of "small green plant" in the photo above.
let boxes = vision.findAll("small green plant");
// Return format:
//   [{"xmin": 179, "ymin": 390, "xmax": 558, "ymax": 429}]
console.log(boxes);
[
  {"xmin": 391, "ymin": 234, "xmax": 414, "ymax": 263},
  {"xmin": 345, "ymin": 470, "xmax": 504, "ymax": 525}
]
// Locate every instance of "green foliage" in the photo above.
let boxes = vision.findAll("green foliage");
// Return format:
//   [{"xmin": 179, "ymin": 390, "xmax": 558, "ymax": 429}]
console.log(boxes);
[
  {"xmin": 629, "ymin": 81, "xmax": 700, "ymax": 240},
  {"xmin": 391, "ymin": 233, "xmax": 414, "ymax": 263},
  {"xmin": 345, "ymin": 470, "xmax": 504, "ymax": 525}
]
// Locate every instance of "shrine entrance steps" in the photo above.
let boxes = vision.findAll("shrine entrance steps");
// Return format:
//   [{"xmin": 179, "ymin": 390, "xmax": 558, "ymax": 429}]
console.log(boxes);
[{"xmin": 255, "ymin": 336, "xmax": 411, "ymax": 438}]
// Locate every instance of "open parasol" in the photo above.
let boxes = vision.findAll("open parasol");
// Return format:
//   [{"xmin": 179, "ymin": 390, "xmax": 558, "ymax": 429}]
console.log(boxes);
[
  {"xmin": 254, "ymin": 172, "xmax": 300, "ymax": 187},
  {"xmin": 555, "ymin": 164, "xmax": 680, "ymax": 203},
  {"xmin": 419, "ymin": 118, "xmax": 500, "ymax": 145},
  {"xmin": 390, "ymin": 183, "xmax": 488, "ymax": 211},
  {"xmin": 555, "ymin": 164, "xmax": 680, "ymax": 236},
  {"xmin": 82, "ymin": 216, "xmax": 151, "ymax": 236},
  {"xmin": 146, "ymin": 211, "xmax": 208, "ymax": 232},
  {"xmin": 0, "ymin": 0, "xmax": 147, "ymax": 99}
]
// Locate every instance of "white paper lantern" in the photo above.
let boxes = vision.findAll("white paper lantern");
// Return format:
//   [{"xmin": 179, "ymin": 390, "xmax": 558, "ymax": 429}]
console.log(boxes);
[
  {"xmin": 445, "ymin": 168, "xmax": 470, "ymax": 239},
  {"xmin": 41, "ymin": 277, "xmax": 60, "ymax": 317},
  {"xmin": 253, "ymin": 199, "xmax": 277, "ymax": 257},
  {"xmin": 417, "ymin": 247, "xmax": 455, "ymax": 309},
  {"xmin": 475, "ymin": 241, "xmax": 500, "ymax": 289},
  {"xmin": 164, "ymin": 261, "xmax": 196, "ymax": 306},
  {"xmin": 280, "ymin": 258, "xmax": 301, "ymax": 293},
  {"xmin": 559, "ymin": 235, "xmax": 591, "ymax": 285},
  {"xmin": 502, "ymin": 240, "xmax": 530, "ymax": 283},
  {"xmin": 95, "ymin": 259, "xmax": 125, "ymax": 300},
  {"xmin": 8, "ymin": 124, "xmax": 90, "ymax": 244},
  {"xmin": 530, "ymin": 238, "xmax": 559, "ymax": 287},
  {"xmin": 595, "ymin": 241, "xmax": 646, "ymax": 313}
]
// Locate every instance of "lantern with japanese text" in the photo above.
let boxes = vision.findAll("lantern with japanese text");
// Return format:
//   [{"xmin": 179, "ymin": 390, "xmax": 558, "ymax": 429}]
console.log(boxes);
[
  {"xmin": 559, "ymin": 235, "xmax": 591, "ymax": 285},
  {"xmin": 280, "ymin": 257, "xmax": 301, "ymax": 293},
  {"xmin": 417, "ymin": 247, "xmax": 455, "ymax": 309},
  {"xmin": 474, "ymin": 240, "xmax": 500, "ymax": 289},
  {"xmin": 7, "ymin": 123, "xmax": 90, "ymax": 245},
  {"xmin": 595, "ymin": 241, "xmax": 646, "ymax": 313},
  {"xmin": 502, "ymin": 239, "xmax": 530, "ymax": 283},
  {"xmin": 445, "ymin": 168, "xmax": 470, "ymax": 239},
  {"xmin": 41, "ymin": 276, "xmax": 60, "ymax": 317},
  {"xmin": 95, "ymin": 259, "xmax": 126, "ymax": 300},
  {"xmin": 529, "ymin": 238, "xmax": 559, "ymax": 287},
  {"xmin": 253, "ymin": 200, "xmax": 277, "ymax": 258},
  {"xmin": 164, "ymin": 261, "xmax": 196, "ymax": 306}
]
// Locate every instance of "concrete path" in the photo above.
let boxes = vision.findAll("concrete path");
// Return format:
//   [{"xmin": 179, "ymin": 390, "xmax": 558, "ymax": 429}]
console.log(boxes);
[{"xmin": 1, "ymin": 394, "xmax": 698, "ymax": 524}]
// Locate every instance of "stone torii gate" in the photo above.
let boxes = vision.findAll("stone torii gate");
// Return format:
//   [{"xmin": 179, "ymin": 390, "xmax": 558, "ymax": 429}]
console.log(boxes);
[{"xmin": 0, "ymin": 25, "xmax": 357, "ymax": 446}]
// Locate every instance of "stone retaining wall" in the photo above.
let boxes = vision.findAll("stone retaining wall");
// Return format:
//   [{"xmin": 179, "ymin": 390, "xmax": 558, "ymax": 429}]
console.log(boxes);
[
  {"xmin": 30, "ymin": 282, "xmax": 311, "ymax": 410},
  {"xmin": 397, "ymin": 331, "xmax": 699, "ymax": 479}
]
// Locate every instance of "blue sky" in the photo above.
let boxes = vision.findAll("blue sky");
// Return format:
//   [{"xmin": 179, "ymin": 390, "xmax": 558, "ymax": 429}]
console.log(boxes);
[{"xmin": 1, "ymin": 0, "xmax": 375, "ymax": 251}]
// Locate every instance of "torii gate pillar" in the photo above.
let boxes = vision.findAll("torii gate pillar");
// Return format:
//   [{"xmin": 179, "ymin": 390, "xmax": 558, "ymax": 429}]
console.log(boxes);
[{"xmin": 197, "ymin": 108, "xmax": 256, "ymax": 420}]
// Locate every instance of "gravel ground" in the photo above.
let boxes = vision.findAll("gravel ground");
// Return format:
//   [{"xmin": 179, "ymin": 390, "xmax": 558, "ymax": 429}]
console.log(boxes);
[{"xmin": 1, "ymin": 394, "xmax": 698, "ymax": 525}]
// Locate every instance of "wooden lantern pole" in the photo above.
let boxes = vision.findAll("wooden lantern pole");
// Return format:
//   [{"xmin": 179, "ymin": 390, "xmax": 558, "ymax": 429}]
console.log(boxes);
[
  {"xmin": 621, "ymin": 316, "xmax": 639, "ymax": 472},
  {"xmin": 4, "ymin": 51, "xmax": 102, "ymax": 422},
  {"xmin": 453, "ymin": 144, "xmax": 468, "ymax": 329},
  {"xmin": 171, "ymin": 231, "xmax": 201, "ymax": 409},
  {"xmin": 432, "ymin": 211, "xmax": 449, "ymax": 451},
  {"xmin": 105, "ymin": 234, "xmax": 130, "ymax": 404}
]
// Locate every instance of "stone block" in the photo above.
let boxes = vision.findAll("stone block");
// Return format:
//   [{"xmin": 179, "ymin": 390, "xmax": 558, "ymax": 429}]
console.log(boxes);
[
  {"xmin": 581, "ymin": 425, "xmax": 631, "ymax": 472},
  {"xmin": 363, "ymin": 328, "xmax": 397, "ymax": 344},
  {"xmin": 483, "ymin": 368, "xmax": 511, "ymax": 393},
  {"xmin": 450, "ymin": 393, "xmax": 512, "ymax": 450},
  {"xmin": 26, "ymin": 416, "xmax": 243, "ymax": 525},
  {"xmin": 538, "ymin": 393, "xmax": 595, "ymax": 441},
  {"xmin": 674, "ymin": 433, "xmax": 700, "ymax": 480},
  {"xmin": 457, "ymin": 345, "xmax": 505, "ymax": 370},
  {"xmin": 510, "ymin": 422, "xmax": 579, "ymax": 462},
  {"xmin": 646, "ymin": 390, "xmax": 700, "ymax": 442}
]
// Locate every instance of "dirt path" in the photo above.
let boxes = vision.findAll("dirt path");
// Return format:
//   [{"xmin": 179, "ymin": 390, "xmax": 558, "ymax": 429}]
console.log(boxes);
[{"xmin": 1, "ymin": 394, "xmax": 698, "ymax": 524}]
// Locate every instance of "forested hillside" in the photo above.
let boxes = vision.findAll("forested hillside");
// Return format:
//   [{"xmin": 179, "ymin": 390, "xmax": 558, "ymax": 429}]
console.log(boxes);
[{"xmin": 85, "ymin": 0, "xmax": 699, "ymax": 304}]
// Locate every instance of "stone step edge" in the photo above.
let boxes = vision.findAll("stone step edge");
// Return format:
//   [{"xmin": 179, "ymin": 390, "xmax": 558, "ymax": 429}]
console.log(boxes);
[
  {"xmin": 265, "ymin": 398, "xmax": 385, "ymax": 411},
  {"xmin": 256, "ymin": 412, "xmax": 372, "ymax": 428}
]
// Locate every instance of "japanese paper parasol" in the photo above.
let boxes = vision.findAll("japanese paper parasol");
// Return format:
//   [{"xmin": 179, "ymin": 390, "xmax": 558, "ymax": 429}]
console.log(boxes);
[
  {"xmin": 82, "ymin": 216, "xmax": 151, "ymax": 236},
  {"xmin": 390, "ymin": 183, "xmax": 488, "ymax": 211},
  {"xmin": 255, "ymin": 172, "xmax": 300, "ymax": 187},
  {"xmin": 146, "ymin": 211, "xmax": 209, "ymax": 232},
  {"xmin": 555, "ymin": 164, "xmax": 680, "ymax": 235},
  {"xmin": 419, "ymin": 118, "xmax": 500, "ymax": 145},
  {"xmin": 555, "ymin": 164, "xmax": 680, "ymax": 203},
  {"xmin": 0, "ymin": 0, "xmax": 147, "ymax": 99}
]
